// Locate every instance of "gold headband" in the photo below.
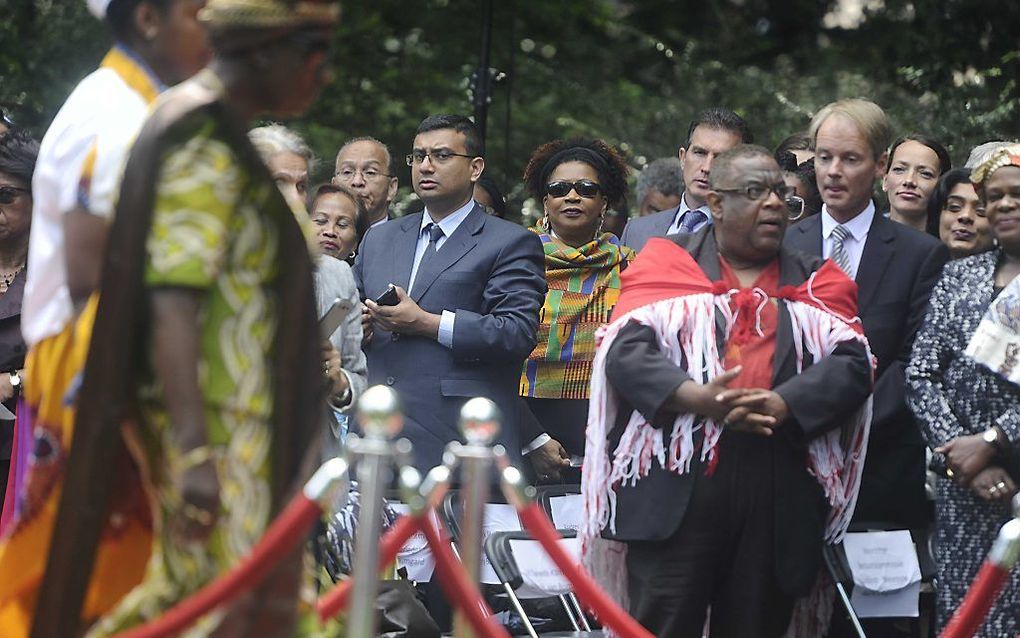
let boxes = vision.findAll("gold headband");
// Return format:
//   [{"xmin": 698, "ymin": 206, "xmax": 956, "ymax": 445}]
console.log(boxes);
[
  {"xmin": 971, "ymin": 143, "xmax": 1020, "ymax": 191},
  {"xmin": 199, "ymin": 0, "xmax": 340, "ymax": 29}
]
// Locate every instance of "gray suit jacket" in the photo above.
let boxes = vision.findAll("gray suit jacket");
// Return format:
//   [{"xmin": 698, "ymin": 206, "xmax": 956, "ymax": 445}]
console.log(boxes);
[
  {"xmin": 315, "ymin": 255, "xmax": 368, "ymax": 414},
  {"xmin": 353, "ymin": 204, "xmax": 546, "ymax": 471},
  {"xmin": 620, "ymin": 206, "xmax": 677, "ymax": 252}
]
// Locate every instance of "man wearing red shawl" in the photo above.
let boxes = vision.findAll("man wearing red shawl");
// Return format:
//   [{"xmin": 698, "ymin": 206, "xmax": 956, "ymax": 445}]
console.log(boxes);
[{"xmin": 581, "ymin": 145, "xmax": 875, "ymax": 637}]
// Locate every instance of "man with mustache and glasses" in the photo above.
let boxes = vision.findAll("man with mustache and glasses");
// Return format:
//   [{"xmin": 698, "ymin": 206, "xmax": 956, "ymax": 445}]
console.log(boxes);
[
  {"xmin": 333, "ymin": 136, "xmax": 398, "ymax": 230},
  {"xmin": 621, "ymin": 107, "xmax": 752, "ymax": 252},
  {"xmin": 583, "ymin": 145, "xmax": 873, "ymax": 638}
]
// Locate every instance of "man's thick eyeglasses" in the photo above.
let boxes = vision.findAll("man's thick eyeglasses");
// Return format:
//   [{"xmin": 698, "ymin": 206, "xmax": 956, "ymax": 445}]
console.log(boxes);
[
  {"xmin": 0, "ymin": 186, "xmax": 29, "ymax": 205},
  {"xmin": 714, "ymin": 183, "xmax": 805, "ymax": 219},
  {"xmin": 334, "ymin": 167, "xmax": 392, "ymax": 182},
  {"xmin": 406, "ymin": 150, "xmax": 475, "ymax": 166},
  {"xmin": 545, "ymin": 179, "xmax": 602, "ymax": 199}
]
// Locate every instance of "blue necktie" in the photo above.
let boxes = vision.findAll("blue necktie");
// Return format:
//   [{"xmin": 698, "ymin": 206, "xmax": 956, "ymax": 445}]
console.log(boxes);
[
  {"xmin": 679, "ymin": 209, "xmax": 707, "ymax": 234},
  {"xmin": 412, "ymin": 223, "xmax": 444, "ymax": 293}
]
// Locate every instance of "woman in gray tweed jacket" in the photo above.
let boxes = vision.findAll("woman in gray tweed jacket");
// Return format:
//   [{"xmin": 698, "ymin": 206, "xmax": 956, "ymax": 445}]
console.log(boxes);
[{"xmin": 906, "ymin": 146, "xmax": 1020, "ymax": 636}]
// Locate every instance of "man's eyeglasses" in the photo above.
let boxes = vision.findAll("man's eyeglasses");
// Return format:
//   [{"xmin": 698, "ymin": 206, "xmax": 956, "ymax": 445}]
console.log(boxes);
[
  {"xmin": 714, "ymin": 182, "xmax": 805, "ymax": 219},
  {"xmin": 0, "ymin": 185, "xmax": 29, "ymax": 205},
  {"xmin": 334, "ymin": 167, "xmax": 392, "ymax": 182},
  {"xmin": 406, "ymin": 150, "xmax": 475, "ymax": 166},
  {"xmin": 545, "ymin": 179, "xmax": 602, "ymax": 199}
]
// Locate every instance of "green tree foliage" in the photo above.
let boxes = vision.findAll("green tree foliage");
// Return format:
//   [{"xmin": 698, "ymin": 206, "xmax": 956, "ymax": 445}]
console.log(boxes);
[{"xmin": 2, "ymin": 0, "xmax": 1017, "ymax": 220}]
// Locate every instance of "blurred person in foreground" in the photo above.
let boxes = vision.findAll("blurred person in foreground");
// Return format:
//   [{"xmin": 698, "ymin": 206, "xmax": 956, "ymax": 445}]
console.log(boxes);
[
  {"xmin": 519, "ymin": 138, "xmax": 634, "ymax": 480},
  {"xmin": 582, "ymin": 144, "xmax": 873, "ymax": 637},
  {"xmin": 930, "ymin": 167, "xmax": 994, "ymax": 259},
  {"xmin": 63, "ymin": 0, "xmax": 340, "ymax": 635},
  {"xmin": 906, "ymin": 144, "xmax": 1020, "ymax": 636},
  {"xmin": 634, "ymin": 157, "xmax": 682, "ymax": 217},
  {"xmin": 333, "ymin": 136, "xmax": 397, "ymax": 229},
  {"xmin": 0, "ymin": 0, "xmax": 210, "ymax": 633},
  {"xmin": 0, "ymin": 130, "xmax": 38, "ymax": 518},
  {"xmin": 621, "ymin": 108, "xmax": 752, "ymax": 252},
  {"xmin": 251, "ymin": 126, "xmax": 367, "ymax": 455},
  {"xmin": 882, "ymin": 133, "xmax": 951, "ymax": 236}
]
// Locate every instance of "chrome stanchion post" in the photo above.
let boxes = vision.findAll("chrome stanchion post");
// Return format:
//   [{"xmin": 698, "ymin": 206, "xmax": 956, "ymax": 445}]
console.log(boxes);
[
  {"xmin": 453, "ymin": 398, "xmax": 501, "ymax": 638},
  {"xmin": 346, "ymin": 386, "xmax": 403, "ymax": 638}
]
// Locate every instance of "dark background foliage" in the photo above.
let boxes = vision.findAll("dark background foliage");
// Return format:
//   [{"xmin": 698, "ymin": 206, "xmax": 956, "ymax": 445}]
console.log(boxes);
[{"xmin": 2, "ymin": 0, "xmax": 1018, "ymax": 220}]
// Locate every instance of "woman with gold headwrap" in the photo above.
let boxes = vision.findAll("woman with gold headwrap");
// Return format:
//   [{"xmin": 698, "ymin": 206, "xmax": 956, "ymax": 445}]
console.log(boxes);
[
  {"xmin": 907, "ymin": 144, "xmax": 1020, "ymax": 636},
  {"xmin": 0, "ymin": 2, "xmax": 211, "ymax": 636},
  {"xmin": 31, "ymin": 1, "xmax": 341, "ymax": 636}
]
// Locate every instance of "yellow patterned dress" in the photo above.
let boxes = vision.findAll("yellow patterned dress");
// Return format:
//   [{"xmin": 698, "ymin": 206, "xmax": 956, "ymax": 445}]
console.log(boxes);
[{"xmin": 87, "ymin": 121, "xmax": 283, "ymax": 637}]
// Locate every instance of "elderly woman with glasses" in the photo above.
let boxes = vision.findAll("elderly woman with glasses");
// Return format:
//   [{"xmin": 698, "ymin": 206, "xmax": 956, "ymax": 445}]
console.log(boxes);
[
  {"xmin": 517, "ymin": 138, "xmax": 634, "ymax": 482},
  {"xmin": 907, "ymin": 144, "xmax": 1020, "ymax": 636}
]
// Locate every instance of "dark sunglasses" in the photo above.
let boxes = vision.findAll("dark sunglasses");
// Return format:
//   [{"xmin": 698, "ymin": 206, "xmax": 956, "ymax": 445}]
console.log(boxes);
[
  {"xmin": 0, "ymin": 186, "xmax": 29, "ymax": 205},
  {"xmin": 545, "ymin": 179, "xmax": 602, "ymax": 199}
]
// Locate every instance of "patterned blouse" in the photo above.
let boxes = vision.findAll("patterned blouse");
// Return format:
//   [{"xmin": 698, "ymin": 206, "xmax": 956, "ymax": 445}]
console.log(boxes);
[{"xmin": 907, "ymin": 248, "xmax": 1020, "ymax": 467}]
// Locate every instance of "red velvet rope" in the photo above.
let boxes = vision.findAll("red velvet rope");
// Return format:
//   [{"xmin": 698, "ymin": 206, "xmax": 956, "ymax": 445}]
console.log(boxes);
[
  {"xmin": 517, "ymin": 501, "xmax": 655, "ymax": 638},
  {"xmin": 940, "ymin": 561, "xmax": 1010, "ymax": 638},
  {"xmin": 315, "ymin": 513, "xmax": 422, "ymax": 621},
  {"xmin": 112, "ymin": 495, "xmax": 322, "ymax": 638},
  {"xmin": 419, "ymin": 513, "xmax": 510, "ymax": 638}
]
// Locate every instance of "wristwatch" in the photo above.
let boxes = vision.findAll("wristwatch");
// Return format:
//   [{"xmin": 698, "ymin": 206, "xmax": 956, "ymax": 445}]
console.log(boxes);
[
  {"xmin": 8, "ymin": 370, "xmax": 20, "ymax": 388},
  {"xmin": 330, "ymin": 384, "xmax": 352, "ymax": 409},
  {"xmin": 982, "ymin": 427, "xmax": 1004, "ymax": 450}
]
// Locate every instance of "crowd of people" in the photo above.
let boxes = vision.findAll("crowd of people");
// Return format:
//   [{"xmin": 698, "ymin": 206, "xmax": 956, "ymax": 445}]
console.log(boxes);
[{"xmin": 0, "ymin": 0, "xmax": 1018, "ymax": 637}]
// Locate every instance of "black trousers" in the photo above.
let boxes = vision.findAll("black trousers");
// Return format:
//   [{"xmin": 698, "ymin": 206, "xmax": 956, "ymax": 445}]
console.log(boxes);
[{"xmin": 625, "ymin": 432, "xmax": 794, "ymax": 638}]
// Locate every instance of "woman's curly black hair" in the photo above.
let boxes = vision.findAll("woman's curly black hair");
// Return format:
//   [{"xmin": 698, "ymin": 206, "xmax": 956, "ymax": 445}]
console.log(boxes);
[{"xmin": 523, "ymin": 138, "xmax": 629, "ymax": 205}]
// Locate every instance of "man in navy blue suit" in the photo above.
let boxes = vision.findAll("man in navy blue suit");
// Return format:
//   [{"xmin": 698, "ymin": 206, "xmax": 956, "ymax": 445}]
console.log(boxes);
[{"xmin": 353, "ymin": 115, "xmax": 549, "ymax": 472}]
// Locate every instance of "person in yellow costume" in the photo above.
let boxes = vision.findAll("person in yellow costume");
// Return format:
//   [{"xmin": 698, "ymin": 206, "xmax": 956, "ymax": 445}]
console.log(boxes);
[{"xmin": 0, "ymin": 1, "xmax": 210, "ymax": 634}]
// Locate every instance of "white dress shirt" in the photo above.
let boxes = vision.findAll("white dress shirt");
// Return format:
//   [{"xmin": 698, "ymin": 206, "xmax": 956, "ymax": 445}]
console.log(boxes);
[
  {"xmin": 820, "ymin": 201, "xmax": 875, "ymax": 280},
  {"xmin": 23, "ymin": 45, "xmax": 163, "ymax": 347},
  {"xmin": 666, "ymin": 194, "xmax": 712, "ymax": 235},
  {"xmin": 407, "ymin": 198, "xmax": 476, "ymax": 348}
]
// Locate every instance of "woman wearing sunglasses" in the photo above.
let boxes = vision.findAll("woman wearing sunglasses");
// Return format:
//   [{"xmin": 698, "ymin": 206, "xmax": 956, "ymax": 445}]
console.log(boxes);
[
  {"xmin": 0, "ymin": 129, "xmax": 36, "ymax": 520},
  {"xmin": 519, "ymin": 139, "xmax": 634, "ymax": 482}
]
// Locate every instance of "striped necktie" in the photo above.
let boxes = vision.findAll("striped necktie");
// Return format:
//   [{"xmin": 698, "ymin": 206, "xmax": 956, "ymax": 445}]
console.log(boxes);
[
  {"xmin": 830, "ymin": 224, "xmax": 853, "ymax": 277},
  {"xmin": 679, "ymin": 209, "xmax": 707, "ymax": 234}
]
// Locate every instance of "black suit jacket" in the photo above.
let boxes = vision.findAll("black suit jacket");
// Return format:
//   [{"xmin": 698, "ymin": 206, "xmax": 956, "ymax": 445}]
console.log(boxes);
[
  {"xmin": 603, "ymin": 228, "xmax": 873, "ymax": 596},
  {"xmin": 784, "ymin": 211, "xmax": 949, "ymax": 527}
]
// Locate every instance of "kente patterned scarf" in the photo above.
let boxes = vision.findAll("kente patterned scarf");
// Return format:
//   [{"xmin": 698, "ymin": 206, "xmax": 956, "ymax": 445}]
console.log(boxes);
[{"xmin": 520, "ymin": 231, "xmax": 633, "ymax": 399}]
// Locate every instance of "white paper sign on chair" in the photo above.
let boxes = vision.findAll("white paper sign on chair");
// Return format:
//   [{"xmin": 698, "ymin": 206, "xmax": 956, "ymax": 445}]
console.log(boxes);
[
  {"xmin": 843, "ymin": 530, "xmax": 922, "ymax": 618},
  {"xmin": 508, "ymin": 537, "xmax": 580, "ymax": 599}
]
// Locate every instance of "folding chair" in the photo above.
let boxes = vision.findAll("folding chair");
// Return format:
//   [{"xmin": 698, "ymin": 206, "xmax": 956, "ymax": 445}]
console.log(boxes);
[
  {"xmin": 485, "ymin": 530, "xmax": 603, "ymax": 638},
  {"xmin": 824, "ymin": 522, "xmax": 938, "ymax": 638},
  {"xmin": 537, "ymin": 485, "xmax": 584, "ymax": 533}
]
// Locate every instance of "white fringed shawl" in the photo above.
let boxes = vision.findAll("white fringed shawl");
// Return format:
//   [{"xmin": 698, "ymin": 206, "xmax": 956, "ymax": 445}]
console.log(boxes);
[{"xmin": 580, "ymin": 253, "xmax": 874, "ymax": 637}]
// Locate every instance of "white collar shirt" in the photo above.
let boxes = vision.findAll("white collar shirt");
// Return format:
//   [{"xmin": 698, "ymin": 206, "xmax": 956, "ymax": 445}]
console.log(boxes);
[
  {"xmin": 666, "ymin": 193, "xmax": 712, "ymax": 235},
  {"xmin": 820, "ymin": 201, "xmax": 875, "ymax": 280}
]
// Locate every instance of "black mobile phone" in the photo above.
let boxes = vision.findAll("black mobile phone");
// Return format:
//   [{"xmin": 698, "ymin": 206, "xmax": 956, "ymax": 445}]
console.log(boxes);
[{"xmin": 375, "ymin": 284, "xmax": 400, "ymax": 307}]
